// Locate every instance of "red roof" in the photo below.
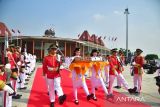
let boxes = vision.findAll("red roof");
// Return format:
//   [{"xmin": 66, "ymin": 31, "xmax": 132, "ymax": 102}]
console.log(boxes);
[
  {"xmin": 91, "ymin": 34, "xmax": 98, "ymax": 44},
  {"xmin": 98, "ymin": 37, "xmax": 105, "ymax": 46},
  {"xmin": 79, "ymin": 30, "xmax": 92, "ymax": 41},
  {"xmin": 78, "ymin": 30, "xmax": 105, "ymax": 46},
  {"xmin": 0, "ymin": 22, "xmax": 12, "ymax": 37}
]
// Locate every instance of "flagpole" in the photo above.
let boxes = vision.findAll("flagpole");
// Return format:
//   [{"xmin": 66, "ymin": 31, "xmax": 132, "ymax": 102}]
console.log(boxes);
[
  {"xmin": 11, "ymin": 32, "xmax": 12, "ymax": 43},
  {"xmin": 17, "ymin": 30, "xmax": 18, "ymax": 46},
  {"xmin": 124, "ymin": 8, "xmax": 129, "ymax": 62},
  {"xmin": 4, "ymin": 30, "xmax": 9, "ymax": 64}
]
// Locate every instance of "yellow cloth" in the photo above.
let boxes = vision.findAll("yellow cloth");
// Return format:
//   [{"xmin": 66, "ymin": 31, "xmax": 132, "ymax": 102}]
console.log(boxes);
[
  {"xmin": 69, "ymin": 61, "xmax": 92, "ymax": 75},
  {"xmin": 69, "ymin": 61, "xmax": 92, "ymax": 81},
  {"xmin": 69, "ymin": 61, "xmax": 110, "ymax": 79},
  {"xmin": 91, "ymin": 61, "xmax": 109, "ymax": 78},
  {"xmin": 0, "ymin": 80, "xmax": 6, "ymax": 90},
  {"xmin": 134, "ymin": 64, "xmax": 143, "ymax": 75}
]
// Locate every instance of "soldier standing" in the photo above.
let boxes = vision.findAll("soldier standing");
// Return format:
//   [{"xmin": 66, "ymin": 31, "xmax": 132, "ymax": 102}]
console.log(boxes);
[{"xmin": 131, "ymin": 49, "xmax": 145, "ymax": 95}]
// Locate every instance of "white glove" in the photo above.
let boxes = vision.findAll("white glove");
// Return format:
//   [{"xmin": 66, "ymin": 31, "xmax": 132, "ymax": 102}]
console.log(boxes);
[
  {"xmin": 3, "ymin": 85, "xmax": 14, "ymax": 94},
  {"xmin": 60, "ymin": 65, "xmax": 64, "ymax": 69},
  {"xmin": 17, "ymin": 61, "xmax": 21, "ymax": 66},
  {"xmin": 132, "ymin": 62, "xmax": 136, "ymax": 65},
  {"xmin": 47, "ymin": 66, "xmax": 54, "ymax": 71},
  {"xmin": 114, "ymin": 71, "xmax": 118, "ymax": 76},
  {"xmin": 5, "ymin": 63, "xmax": 11, "ymax": 69}
]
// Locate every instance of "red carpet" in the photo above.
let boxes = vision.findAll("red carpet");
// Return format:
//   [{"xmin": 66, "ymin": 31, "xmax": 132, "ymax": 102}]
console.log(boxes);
[{"xmin": 27, "ymin": 68, "xmax": 151, "ymax": 107}]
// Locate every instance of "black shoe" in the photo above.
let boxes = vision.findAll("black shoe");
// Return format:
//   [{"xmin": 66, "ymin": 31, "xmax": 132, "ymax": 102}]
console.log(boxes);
[
  {"xmin": 74, "ymin": 100, "xmax": 79, "ymax": 105},
  {"xmin": 114, "ymin": 86, "xmax": 121, "ymax": 89},
  {"xmin": 55, "ymin": 90, "xmax": 57, "ymax": 95},
  {"xmin": 12, "ymin": 95, "xmax": 21, "ymax": 99},
  {"xmin": 132, "ymin": 87, "xmax": 137, "ymax": 92},
  {"xmin": 59, "ymin": 94, "xmax": 66, "ymax": 105},
  {"xmin": 24, "ymin": 83, "xmax": 28, "ymax": 85},
  {"xmin": 25, "ymin": 79, "xmax": 29, "ymax": 81},
  {"xmin": 90, "ymin": 94, "xmax": 97, "ymax": 101},
  {"xmin": 19, "ymin": 87, "xmax": 27, "ymax": 90},
  {"xmin": 106, "ymin": 94, "xmax": 114, "ymax": 100},
  {"xmin": 50, "ymin": 102, "xmax": 54, "ymax": 107},
  {"xmin": 16, "ymin": 94, "xmax": 22, "ymax": 97},
  {"xmin": 134, "ymin": 92, "xmax": 140, "ymax": 96},
  {"xmin": 9, "ymin": 92, "xmax": 16, "ymax": 96},
  {"xmin": 128, "ymin": 88, "xmax": 134, "ymax": 94},
  {"xmin": 87, "ymin": 94, "xmax": 92, "ymax": 101}
]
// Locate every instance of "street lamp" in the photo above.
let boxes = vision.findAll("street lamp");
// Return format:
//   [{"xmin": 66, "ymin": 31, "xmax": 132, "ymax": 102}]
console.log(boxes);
[{"xmin": 124, "ymin": 8, "xmax": 129, "ymax": 63}]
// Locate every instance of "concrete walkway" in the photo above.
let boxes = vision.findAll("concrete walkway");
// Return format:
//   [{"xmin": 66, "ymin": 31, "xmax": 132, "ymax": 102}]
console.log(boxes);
[{"xmin": 113, "ymin": 65, "xmax": 160, "ymax": 107}]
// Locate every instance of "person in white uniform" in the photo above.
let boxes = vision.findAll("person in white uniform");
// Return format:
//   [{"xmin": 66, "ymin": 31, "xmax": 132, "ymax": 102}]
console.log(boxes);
[
  {"xmin": 70, "ymin": 48, "xmax": 92, "ymax": 105},
  {"xmin": 90, "ymin": 49, "xmax": 110, "ymax": 101}
]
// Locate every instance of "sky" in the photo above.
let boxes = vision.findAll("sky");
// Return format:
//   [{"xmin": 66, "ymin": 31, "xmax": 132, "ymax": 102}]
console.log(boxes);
[{"xmin": 0, "ymin": 0, "xmax": 160, "ymax": 56}]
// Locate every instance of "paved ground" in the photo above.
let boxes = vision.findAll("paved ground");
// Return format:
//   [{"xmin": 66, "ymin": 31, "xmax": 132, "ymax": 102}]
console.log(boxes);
[
  {"xmin": 0, "ymin": 63, "xmax": 42, "ymax": 107},
  {"xmin": 0, "ymin": 64, "xmax": 160, "ymax": 107},
  {"xmin": 113, "ymin": 65, "xmax": 160, "ymax": 107}
]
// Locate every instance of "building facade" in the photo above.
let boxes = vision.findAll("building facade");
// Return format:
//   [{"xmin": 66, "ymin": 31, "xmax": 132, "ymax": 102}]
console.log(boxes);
[{"xmin": 0, "ymin": 22, "xmax": 110, "ymax": 63}]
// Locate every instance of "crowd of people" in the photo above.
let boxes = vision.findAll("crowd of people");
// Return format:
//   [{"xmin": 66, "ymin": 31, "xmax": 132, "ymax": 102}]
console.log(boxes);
[
  {"xmin": 0, "ymin": 44, "xmax": 36, "ymax": 107},
  {"xmin": 43, "ymin": 44, "xmax": 145, "ymax": 107}
]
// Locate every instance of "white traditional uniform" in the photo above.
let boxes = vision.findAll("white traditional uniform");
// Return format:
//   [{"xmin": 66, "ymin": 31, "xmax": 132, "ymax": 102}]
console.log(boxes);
[
  {"xmin": 70, "ymin": 56, "xmax": 90, "ymax": 101},
  {"xmin": 90, "ymin": 56, "xmax": 108, "ymax": 99},
  {"xmin": 104, "ymin": 62, "xmax": 110, "ymax": 87}
]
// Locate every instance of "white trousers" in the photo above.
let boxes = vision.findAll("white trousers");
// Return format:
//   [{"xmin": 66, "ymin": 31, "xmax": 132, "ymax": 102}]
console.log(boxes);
[
  {"xmin": 72, "ymin": 71, "xmax": 90, "ymax": 100},
  {"xmin": 47, "ymin": 77, "xmax": 64, "ymax": 102},
  {"xmin": 19, "ymin": 72, "xmax": 25, "ymax": 88},
  {"xmin": 104, "ymin": 66, "xmax": 110, "ymax": 86},
  {"xmin": 1, "ymin": 91, "xmax": 12, "ymax": 107},
  {"xmin": 133, "ymin": 74, "xmax": 142, "ymax": 92},
  {"xmin": 117, "ymin": 73, "xmax": 129, "ymax": 89},
  {"xmin": 10, "ymin": 80, "xmax": 17, "ymax": 93},
  {"xmin": 117, "ymin": 74, "xmax": 122, "ymax": 86},
  {"xmin": 45, "ymin": 75, "xmax": 49, "ymax": 92},
  {"xmin": 109, "ymin": 74, "xmax": 129, "ymax": 94},
  {"xmin": 90, "ymin": 70, "xmax": 108, "ymax": 97}
]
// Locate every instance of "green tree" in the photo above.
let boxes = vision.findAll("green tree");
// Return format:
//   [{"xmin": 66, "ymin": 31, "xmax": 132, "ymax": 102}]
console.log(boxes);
[{"xmin": 145, "ymin": 54, "xmax": 159, "ymax": 60}]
